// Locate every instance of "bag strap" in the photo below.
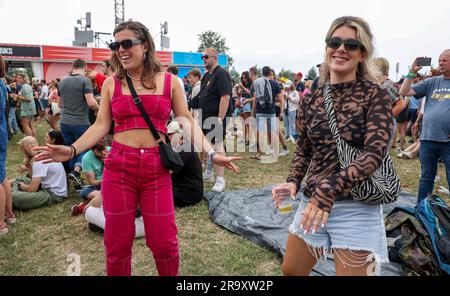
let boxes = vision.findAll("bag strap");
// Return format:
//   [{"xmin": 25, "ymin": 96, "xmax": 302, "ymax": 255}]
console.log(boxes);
[
  {"xmin": 265, "ymin": 78, "xmax": 273, "ymax": 103},
  {"xmin": 125, "ymin": 75, "xmax": 163, "ymax": 144},
  {"xmin": 323, "ymin": 83, "xmax": 343, "ymax": 145}
]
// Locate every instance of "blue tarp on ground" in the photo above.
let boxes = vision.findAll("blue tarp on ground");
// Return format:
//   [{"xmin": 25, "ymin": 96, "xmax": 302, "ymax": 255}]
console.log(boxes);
[{"xmin": 205, "ymin": 187, "xmax": 417, "ymax": 276}]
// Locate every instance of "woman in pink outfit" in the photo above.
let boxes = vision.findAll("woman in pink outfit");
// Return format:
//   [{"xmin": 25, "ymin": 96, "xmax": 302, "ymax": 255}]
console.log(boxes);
[{"xmin": 35, "ymin": 20, "xmax": 241, "ymax": 276}]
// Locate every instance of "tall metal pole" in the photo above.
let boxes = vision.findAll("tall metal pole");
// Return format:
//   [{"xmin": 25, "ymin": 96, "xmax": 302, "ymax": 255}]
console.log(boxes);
[{"xmin": 114, "ymin": 0, "xmax": 125, "ymax": 27}]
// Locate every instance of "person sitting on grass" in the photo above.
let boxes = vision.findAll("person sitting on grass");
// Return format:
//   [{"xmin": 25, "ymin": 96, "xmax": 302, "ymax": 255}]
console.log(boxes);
[
  {"xmin": 45, "ymin": 130, "xmax": 70, "ymax": 174},
  {"xmin": 167, "ymin": 120, "xmax": 203, "ymax": 207},
  {"xmin": 397, "ymin": 139, "xmax": 420, "ymax": 159},
  {"xmin": 11, "ymin": 136, "xmax": 67, "ymax": 210},
  {"xmin": 83, "ymin": 191, "xmax": 145, "ymax": 238},
  {"xmin": 71, "ymin": 139, "xmax": 109, "ymax": 216}
]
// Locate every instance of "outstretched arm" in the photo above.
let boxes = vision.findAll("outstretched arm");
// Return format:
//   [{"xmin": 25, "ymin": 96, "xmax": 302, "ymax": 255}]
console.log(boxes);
[
  {"xmin": 171, "ymin": 76, "xmax": 241, "ymax": 173},
  {"xmin": 34, "ymin": 78, "xmax": 114, "ymax": 162}
]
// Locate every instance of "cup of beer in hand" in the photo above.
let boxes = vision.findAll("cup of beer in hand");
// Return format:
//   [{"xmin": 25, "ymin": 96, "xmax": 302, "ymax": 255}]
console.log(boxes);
[{"xmin": 272, "ymin": 183, "xmax": 294, "ymax": 214}]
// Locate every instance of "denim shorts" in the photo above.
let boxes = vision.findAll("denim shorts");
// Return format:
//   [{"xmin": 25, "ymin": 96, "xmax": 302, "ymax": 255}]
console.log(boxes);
[
  {"xmin": 289, "ymin": 194, "xmax": 389, "ymax": 274},
  {"xmin": 242, "ymin": 103, "xmax": 252, "ymax": 113},
  {"xmin": 256, "ymin": 113, "xmax": 277, "ymax": 133},
  {"xmin": 80, "ymin": 185, "xmax": 101, "ymax": 201}
]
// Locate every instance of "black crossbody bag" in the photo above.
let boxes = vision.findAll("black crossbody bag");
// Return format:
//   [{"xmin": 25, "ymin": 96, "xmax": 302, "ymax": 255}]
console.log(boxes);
[{"xmin": 126, "ymin": 75, "xmax": 184, "ymax": 173}]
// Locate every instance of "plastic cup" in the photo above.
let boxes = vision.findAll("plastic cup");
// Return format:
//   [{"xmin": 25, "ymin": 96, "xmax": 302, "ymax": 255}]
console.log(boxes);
[{"xmin": 273, "ymin": 183, "xmax": 294, "ymax": 214}]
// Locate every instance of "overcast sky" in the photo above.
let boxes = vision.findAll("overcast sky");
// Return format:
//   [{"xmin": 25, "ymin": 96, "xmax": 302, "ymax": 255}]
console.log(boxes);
[{"xmin": 1, "ymin": 0, "xmax": 449, "ymax": 80}]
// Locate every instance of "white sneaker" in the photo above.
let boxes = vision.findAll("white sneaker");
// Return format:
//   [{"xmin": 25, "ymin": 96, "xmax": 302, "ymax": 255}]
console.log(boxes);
[
  {"xmin": 396, "ymin": 152, "xmax": 404, "ymax": 159},
  {"xmin": 403, "ymin": 151, "xmax": 414, "ymax": 159},
  {"xmin": 0, "ymin": 224, "xmax": 8, "ymax": 236},
  {"xmin": 438, "ymin": 186, "xmax": 449, "ymax": 196},
  {"xmin": 203, "ymin": 170, "xmax": 215, "ymax": 183},
  {"xmin": 289, "ymin": 135, "xmax": 296, "ymax": 144},
  {"xmin": 280, "ymin": 149, "xmax": 289, "ymax": 156},
  {"xmin": 212, "ymin": 179, "xmax": 225, "ymax": 192}
]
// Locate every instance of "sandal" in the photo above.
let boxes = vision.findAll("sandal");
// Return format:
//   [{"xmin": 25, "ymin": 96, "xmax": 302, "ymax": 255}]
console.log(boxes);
[{"xmin": 250, "ymin": 155, "xmax": 261, "ymax": 160}]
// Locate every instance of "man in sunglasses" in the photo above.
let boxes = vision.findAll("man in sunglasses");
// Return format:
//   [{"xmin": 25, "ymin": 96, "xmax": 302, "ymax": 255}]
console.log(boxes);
[{"xmin": 198, "ymin": 48, "xmax": 232, "ymax": 192}]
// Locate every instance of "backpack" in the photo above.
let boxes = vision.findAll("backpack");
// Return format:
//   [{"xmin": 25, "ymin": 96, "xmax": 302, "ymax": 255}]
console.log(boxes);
[
  {"xmin": 385, "ymin": 195, "xmax": 450, "ymax": 276},
  {"xmin": 385, "ymin": 207, "xmax": 442, "ymax": 276},
  {"xmin": 417, "ymin": 195, "xmax": 450, "ymax": 272},
  {"xmin": 255, "ymin": 78, "xmax": 274, "ymax": 109}
]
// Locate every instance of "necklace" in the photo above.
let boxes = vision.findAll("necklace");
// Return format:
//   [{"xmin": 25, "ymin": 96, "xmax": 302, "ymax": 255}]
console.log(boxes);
[
  {"xmin": 126, "ymin": 72, "xmax": 143, "ymax": 91},
  {"xmin": 126, "ymin": 72, "xmax": 141, "ymax": 81},
  {"xmin": 334, "ymin": 80, "xmax": 357, "ymax": 99}
]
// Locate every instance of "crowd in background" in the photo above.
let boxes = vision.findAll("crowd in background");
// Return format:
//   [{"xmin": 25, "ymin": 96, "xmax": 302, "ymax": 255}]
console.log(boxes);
[{"xmin": 0, "ymin": 53, "xmax": 448, "ymax": 236}]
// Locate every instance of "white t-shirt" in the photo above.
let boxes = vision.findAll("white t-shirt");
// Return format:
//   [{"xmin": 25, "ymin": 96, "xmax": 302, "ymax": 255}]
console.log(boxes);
[
  {"xmin": 191, "ymin": 81, "xmax": 201, "ymax": 99},
  {"xmin": 40, "ymin": 85, "xmax": 49, "ymax": 100},
  {"xmin": 32, "ymin": 161, "xmax": 67, "ymax": 197},
  {"xmin": 287, "ymin": 90, "xmax": 300, "ymax": 112}
]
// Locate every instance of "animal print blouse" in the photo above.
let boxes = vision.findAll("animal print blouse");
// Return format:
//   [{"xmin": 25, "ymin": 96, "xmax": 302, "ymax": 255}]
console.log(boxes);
[{"xmin": 286, "ymin": 78, "xmax": 393, "ymax": 213}]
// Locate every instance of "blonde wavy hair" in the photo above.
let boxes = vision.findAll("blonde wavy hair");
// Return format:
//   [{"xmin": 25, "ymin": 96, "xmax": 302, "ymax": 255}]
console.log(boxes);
[
  {"xmin": 322, "ymin": 16, "xmax": 379, "ymax": 84},
  {"xmin": 373, "ymin": 57, "xmax": 390, "ymax": 76}
]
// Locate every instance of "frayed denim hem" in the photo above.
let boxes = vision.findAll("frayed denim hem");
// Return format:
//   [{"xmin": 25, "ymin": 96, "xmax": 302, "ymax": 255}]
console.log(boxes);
[{"xmin": 288, "ymin": 225, "xmax": 389, "ymax": 276}]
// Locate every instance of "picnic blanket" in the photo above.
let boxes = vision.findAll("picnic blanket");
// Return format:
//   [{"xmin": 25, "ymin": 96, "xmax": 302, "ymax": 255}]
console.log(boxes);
[{"xmin": 205, "ymin": 187, "xmax": 417, "ymax": 276}]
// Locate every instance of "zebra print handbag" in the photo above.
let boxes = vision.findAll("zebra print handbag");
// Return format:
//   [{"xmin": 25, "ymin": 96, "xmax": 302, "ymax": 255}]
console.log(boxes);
[{"xmin": 323, "ymin": 83, "xmax": 401, "ymax": 205}]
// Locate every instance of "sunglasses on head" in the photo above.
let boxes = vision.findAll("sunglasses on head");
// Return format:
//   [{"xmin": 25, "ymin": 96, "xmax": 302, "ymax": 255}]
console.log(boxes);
[
  {"xmin": 326, "ymin": 37, "xmax": 364, "ymax": 51},
  {"xmin": 201, "ymin": 54, "xmax": 216, "ymax": 60},
  {"xmin": 108, "ymin": 39, "xmax": 144, "ymax": 51}
]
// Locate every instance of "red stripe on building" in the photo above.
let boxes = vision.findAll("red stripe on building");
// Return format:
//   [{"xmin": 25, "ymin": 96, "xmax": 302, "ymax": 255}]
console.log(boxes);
[
  {"xmin": 155, "ymin": 51, "xmax": 173, "ymax": 65},
  {"xmin": 43, "ymin": 45, "xmax": 91, "ymax": 61},
  {"xmin": 92, "ymin": 48, "xmax": 112, "ymax": 61}
]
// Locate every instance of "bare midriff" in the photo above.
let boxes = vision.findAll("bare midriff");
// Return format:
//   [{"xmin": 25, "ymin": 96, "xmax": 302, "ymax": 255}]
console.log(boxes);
[{"xmin": 113, "ymin": 129, "xmax": 166, "ymax": 148}]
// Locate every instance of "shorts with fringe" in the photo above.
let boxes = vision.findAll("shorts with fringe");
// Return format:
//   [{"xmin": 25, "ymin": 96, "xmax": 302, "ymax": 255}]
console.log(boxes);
[{"xmin": 289, "ymin": 194, "xmax": 389, "ymax": 275}]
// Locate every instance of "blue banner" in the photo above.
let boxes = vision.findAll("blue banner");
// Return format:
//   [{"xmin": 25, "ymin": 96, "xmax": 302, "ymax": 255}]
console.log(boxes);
[{"xmin": 173, "ymin": 52, "xmax": 228, "ymax": 67}]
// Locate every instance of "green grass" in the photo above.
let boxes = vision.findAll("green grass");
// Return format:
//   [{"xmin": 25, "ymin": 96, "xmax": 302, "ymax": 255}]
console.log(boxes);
[{"xmin": 0, "ymin": 121, "xmax": 448, "ymax": 275}]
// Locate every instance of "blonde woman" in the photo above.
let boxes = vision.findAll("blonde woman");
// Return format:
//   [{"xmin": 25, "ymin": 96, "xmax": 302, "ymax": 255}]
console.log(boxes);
[
  {"xmin": 11, "ymin": 73, "xmax": 36, "ymax": 137},
  {"xmin": 303, "ymin": 80, "xmax": 313, "ymax": 97},
  {"xmin": 374, "ymin": 57, "xmax": 405, "ymax": 117},
  {"xmin": 278, "ymin": 16, "xmax": 394, "ymax": 276}
]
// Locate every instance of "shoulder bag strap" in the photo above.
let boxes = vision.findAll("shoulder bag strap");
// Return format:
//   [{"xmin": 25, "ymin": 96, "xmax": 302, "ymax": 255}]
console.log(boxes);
[
  {"xmin": 323, "ymin": 83, "xmax": 343, "ymax": 145},
  {"xmin": 125, "ymin": 75, "xmax": 162, "ymax": 144}
]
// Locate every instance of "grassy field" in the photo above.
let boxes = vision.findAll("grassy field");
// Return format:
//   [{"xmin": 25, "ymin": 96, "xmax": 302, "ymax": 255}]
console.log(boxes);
[{"xmin": 0, "ymin": 121, "xmax": 448, "ymax": 275}]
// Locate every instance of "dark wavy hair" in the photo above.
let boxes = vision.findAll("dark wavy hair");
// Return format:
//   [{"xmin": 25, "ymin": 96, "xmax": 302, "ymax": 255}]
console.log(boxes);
[
  {"xmin": 111, "ymin": 20, "xmax": 161, "ymax": 90},
  {"xmin": 48, "ymin": 130, "xmax": 66, "ymax": 145},
  {"xmin": 240, "ymin": 71, "xmax": 251, "ymax": 88}
]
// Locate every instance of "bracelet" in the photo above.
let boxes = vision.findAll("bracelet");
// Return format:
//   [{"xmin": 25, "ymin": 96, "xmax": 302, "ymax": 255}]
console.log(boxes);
[
  {"xmin": 207, "ymin": 149, "xmax": 217, "ymax": 163},
  {"xmin": 68, "ymin": 145, "xmax": 77, "ymax": 159},
  {"xmin": 405, "ymin": 72, "xmax": 417, "ymax": 79}
]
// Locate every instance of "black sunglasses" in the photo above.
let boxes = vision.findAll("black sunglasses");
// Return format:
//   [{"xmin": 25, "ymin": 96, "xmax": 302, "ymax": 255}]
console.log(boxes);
[
  {"xmin": 108, "ymin": 39, "xmax": 144, "ymax": 51},
  {"xmin": 201, "ymin": 54, "xmax": 216, "ymax": 60},
  {"xmin": 326, "ymin": 37, "xmax": 364, "ymax": 51}
]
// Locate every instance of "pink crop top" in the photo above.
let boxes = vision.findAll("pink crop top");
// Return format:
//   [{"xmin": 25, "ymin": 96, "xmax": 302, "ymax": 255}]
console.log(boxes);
[{"xmin": 111, "ymin": 73, "xmax": 172, "ymax": 134}]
